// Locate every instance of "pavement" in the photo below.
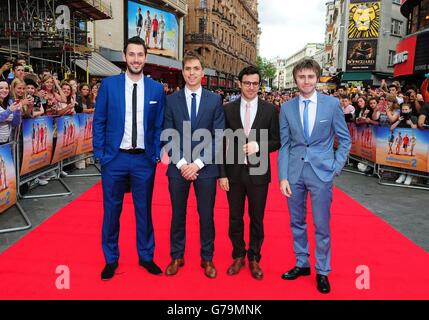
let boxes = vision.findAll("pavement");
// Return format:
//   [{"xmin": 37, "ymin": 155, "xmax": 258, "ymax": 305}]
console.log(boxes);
[{"xmin": 0, "ymin": 164, "xmax": 428, "ymax": 254}]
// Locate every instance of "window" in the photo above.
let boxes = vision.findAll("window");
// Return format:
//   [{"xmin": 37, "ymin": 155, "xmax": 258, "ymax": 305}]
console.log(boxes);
[
  {"xmin": 199, "ymin": 17, "xmax": 206, "ymax": 33},
  {"xmin": 391, "ymin": 19, "xmax": 403, "ymax": 36},
  {"xmin": 392, "ymin": 0, "xmax": 401, "ymax": 4},
  {"xmin": 200, "ymin": 0, "xmax": 207, "ymax": 8},
  {"xmin": 388, "ymin": 50, "xmax": 396, "ymax": 67}
]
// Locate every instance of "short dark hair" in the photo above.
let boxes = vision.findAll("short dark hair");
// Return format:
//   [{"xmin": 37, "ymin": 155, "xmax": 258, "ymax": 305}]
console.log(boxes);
[
  {"xmin": 123, "ymin": 36, "xmax": 147, "ymax": 55},
  {"xmin": 238, "ymin": 66, "xmax": 261, "ymax": 82},
  {"xmin": 292, "ymin": 59, "xmax": 321, "ymax": 81},
  {"xmin": 182, "ymin": 51, "xmax": 204, "ymax": 69},
  {"xmin": 340, "ymin": 94, "xmax": 349, "ymax": 100}
]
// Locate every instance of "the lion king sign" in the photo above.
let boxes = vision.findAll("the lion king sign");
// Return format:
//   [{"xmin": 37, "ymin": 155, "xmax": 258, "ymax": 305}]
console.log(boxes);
[{"xmin": 348, "ymin": 1, "xmax": 381, "ymax": 39}]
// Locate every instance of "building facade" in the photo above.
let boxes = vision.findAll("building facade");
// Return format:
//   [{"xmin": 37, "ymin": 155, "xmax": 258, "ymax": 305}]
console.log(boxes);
[
  {"xmin": 393, "ymin": 0, "xmax": 429, "ymax": 83},
  {"xmin": 324, "ymin": 0, "xmax": 407, "ymax": 87},
  {"xmin": 280, "ymin": 43, "xmax": 324, "ymax": 90},
  {"xmin": 185, "ymin": 0, "xmax": 259, "ymax": 90}
]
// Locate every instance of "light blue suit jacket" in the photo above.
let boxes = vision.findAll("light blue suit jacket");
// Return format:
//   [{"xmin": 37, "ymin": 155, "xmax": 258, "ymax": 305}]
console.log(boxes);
[
  {"xmin": 93, "ymin": 73, "xmax": 165, "ymax": 166},
  {"xmin": 278, "ymin": 92, "xmax": 351, "ymax": 184}
]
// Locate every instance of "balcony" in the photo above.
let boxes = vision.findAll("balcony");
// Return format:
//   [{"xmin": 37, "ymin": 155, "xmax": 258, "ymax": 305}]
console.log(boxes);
[{"xmin": 59, "ymin": 0, "xmax": 112, "ymax": 20}]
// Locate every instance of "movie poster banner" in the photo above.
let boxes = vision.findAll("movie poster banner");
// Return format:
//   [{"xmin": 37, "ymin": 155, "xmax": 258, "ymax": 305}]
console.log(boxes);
[
  {"xmin": 346, "ymin": 39, "xmax": 377, "ymax": 71},
  {"xmin": 375, "ymin": 126, "xmax": 429, "ymax": 172},
  {"xmin": 348, "ymin": 1, "xmax": 381, "ymax": 39},
  {"xmin": 51, "ymin": 115, "xmax": 80, "ymax": 164},
  {"xmin": 0, "ymin": 143, "xmax": 17, "ymax": 214},
  {"xmin": 20, "ymin": 116, "xmax": 54, "ymax": 176},
  {"xmin": 127, "ymin": 0, "xmax": 179, "ymax": 59},
  {"xmin": 348, "ymin": 123, "xmax": 361, "ymax": 157},
  {"xmin": 75, "ymin": 113, "xmax": 94, "ymax": 156}
]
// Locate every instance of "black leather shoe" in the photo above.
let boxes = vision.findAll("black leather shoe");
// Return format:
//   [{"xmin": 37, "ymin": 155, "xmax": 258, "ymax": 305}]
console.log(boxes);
[
  {"xmin": 101, "ymin": 262, "xmax": 118, "ymax": 281},
  {"xmin": 281, "ymin": 266, "xmax": 311, "ymax": 280},
  {"xmin": 316, "ymin": 274, "xmax": 331, "ymax": 294},
  {"xmin": 139, "ymin": 260, "xmax": 162, "ymax": 275}
]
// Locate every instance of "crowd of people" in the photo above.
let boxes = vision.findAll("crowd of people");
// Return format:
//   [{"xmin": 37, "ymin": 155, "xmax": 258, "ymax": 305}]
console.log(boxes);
[{"xmin": 0, "ymin": 55, "xmax": 98, "ymax": 186}]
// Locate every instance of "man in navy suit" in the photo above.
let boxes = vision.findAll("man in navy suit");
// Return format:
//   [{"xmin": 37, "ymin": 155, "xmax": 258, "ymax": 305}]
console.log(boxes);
[
  {"xmin": 278, "ymin": 59, "xmax": 351, "ymax": 293},
  {"xmin": 93, "ymin": 36, "xmax": 165, "ymax": 280},
  {"xmin": 163, "ymin": 52, "xmax": 225, "ymax": 279}
]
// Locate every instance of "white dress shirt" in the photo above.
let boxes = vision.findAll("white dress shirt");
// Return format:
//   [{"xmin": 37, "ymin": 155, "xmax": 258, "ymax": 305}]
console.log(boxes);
[
  {"xmin": 299, "ymin": 91, "xmax": 318, "ymax": 137},
  {"xmin": 240, "ymin": 97, "xmax": 259, "ymax": 154},
  {"xmin": 120, "ymin": 73, "xmax": 145, "ymax": 150},
  {"xmin": 176, "ymin": 85, "xmax": 204, "ymax": 170}
]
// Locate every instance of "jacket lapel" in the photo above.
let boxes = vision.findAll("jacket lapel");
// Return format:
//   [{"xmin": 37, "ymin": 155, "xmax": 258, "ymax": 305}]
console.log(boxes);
[
  {"xmin": 251, "ymin": 98, "xmax": 264, "ymax": 130},
  {"xmin": 143, "ymin": 77, "xmax": 150, "ymax": 136},
  {"xmin": 119, "ymin": 73, "xmax": 126, "ymax": 132},
  {"xmin": 234, "ymin": 99, "xmax": 243, "ymax": 129},
  {"xmin": 293, "ymin": 97, "xmax": 305, "ymax": 141},
  {"xmin": 309, "ymin": 92, "xmax": 324, "ymax": 142},
  {"xmin": 179, "ymin": 89, "xmax": 190, "ymax": 122},
  {"xmin": 194, "ymin": 88, "xmax": 206, "ymax": 128}
]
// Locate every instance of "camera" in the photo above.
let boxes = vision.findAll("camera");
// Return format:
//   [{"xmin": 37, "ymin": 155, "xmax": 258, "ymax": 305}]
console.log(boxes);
[{"xmin": 401, "ymin": 112, "xmax": 411, "ymax": 121}]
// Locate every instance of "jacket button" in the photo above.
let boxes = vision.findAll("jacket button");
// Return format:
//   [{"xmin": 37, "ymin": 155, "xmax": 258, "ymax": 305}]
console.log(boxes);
[
  {"xmin": 307, "ymin": 144, "xmax": 310, "ymax": 147},
  {"xmin": 301, "ymin": 158, "xmax": 304, "ymax": 161}
]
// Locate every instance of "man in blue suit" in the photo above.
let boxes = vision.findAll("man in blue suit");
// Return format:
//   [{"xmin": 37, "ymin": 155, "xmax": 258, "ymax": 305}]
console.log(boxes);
[
  {"xmin": 93, "ymin": 37, "xmax": 165, "ymax": 280},
  {"xmin": 163, "ymin": 52, "xmax": 225, "ymax": 279},
  {"xmin": 278, "ymin": 59, "xmax": 351, "ymax": 293}
]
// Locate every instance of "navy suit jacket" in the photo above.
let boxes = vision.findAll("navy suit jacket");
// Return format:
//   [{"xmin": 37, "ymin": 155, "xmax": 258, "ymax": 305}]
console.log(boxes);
[
  {"xmin": 278, "ymin": 92, "xmax": 351, "ymax": 184},
  {"xmin": 163, "ymin": 88, "xmax": 225, "ymax": 179},
  {"xmin": 93, "ymin": 73, "xmax": 165, "ymax": 166}
]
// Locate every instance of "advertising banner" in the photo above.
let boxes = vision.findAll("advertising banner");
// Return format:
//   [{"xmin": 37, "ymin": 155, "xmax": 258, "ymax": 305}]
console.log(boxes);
[
  {"xmin": 348, "ymin": 1, "xmax": 381, "ymax": 39},
  {"xmin": 127, "ymin": 0, "xmax": 179, "ymax": 59},
  {"xmin": 51, "ymin": 115, "xmax": 80, "ymax": 164},
  {"xmin": 0, "ymin": 143, "xmax": 17, "ymax": 214},
  {"xmin": 75, "ymin": 113, "xmax": 94, "ymax": 156},
  {"xmin": 20, "ymin": 116, "xmax": 54, "ymax": 176},
  {"xmin": 346, "ymin": 39, "xmax": 377, "ymax": 71},
  {"xmin": 375, "ymin": 127, "xmax": 428, "ymax": 172}
]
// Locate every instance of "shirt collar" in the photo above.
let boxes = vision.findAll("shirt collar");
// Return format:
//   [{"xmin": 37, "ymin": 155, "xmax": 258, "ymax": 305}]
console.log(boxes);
[
  {"xmin": 185, "ymin": 85, "xmax": 202, "ymax": 98},
  {"xmin": 240, "ymin": 96, "xmax": 258, "ymax": 109},
  {"xmin": 125, "ymin": 73, "xmax": 144, "ymax": 88},
  {"xmin": 299, "ymin": 91, "xmax": 317, "ymax": 105}
]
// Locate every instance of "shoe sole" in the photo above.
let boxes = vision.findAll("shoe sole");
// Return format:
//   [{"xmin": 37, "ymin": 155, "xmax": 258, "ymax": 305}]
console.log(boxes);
[{"xmin": 281, "ymin": 273, "xmax": 311, "ymax": 280}]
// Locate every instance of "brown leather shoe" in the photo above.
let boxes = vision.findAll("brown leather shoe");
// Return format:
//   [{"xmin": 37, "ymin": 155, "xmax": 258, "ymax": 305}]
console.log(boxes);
[
  {"xmin": 165, "ymin": 258, "xmax": 184, "ymax": 276},
  {"xmin": 201, "ymin": 260, "xmax": 217, "ymax": 279},
  {"xmin": 249, "ymin": 260, "xmax": 263, "ymax": 280},
  {"xmin": 227, "ymin": 257, "xmax": 245, "ymax": 276}
]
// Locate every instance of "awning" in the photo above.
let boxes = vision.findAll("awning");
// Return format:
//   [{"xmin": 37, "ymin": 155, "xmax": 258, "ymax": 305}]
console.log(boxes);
[
  {"xmin": 74, "ymin": 52, "xmax": 122, "ymax": 77},
  {"xmin": 372, "ymin": 71, "xmax": 393, "ymax": 79},
  {"xmin": 146, "ymin": 54, "xmax": 182, "ymax": 70},
  {"xmin": 341, "ymin": 72, "xmax": 372, "ymax": 81}
]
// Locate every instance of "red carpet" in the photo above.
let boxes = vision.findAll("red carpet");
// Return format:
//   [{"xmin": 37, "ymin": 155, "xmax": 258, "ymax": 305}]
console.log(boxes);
[{"xmin": 0, "ymin": 154, "xmax": 428, "ymax": 300}]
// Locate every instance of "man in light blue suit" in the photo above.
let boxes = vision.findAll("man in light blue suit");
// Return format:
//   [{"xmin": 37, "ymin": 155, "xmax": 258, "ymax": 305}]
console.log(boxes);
[
  {"xmin": 278, "ymin": 59, "xmax": 351, "ymax": 294},
  {"xmin": 93, "ymin": 37, "xmax": 165, "ymax": 280}
]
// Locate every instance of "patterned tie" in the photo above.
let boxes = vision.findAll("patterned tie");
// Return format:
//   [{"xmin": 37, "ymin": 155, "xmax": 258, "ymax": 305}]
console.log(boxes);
[
  {"xmin": 191, "ymin": 93, "xmax": 197, "ymax": 130},
  {"xmin": 303, "ymin": 99, "xmax": 310, "ymax": 141},
  {"xmin": 244, "ymin": 102, "xmax": 251, "ymax": 137}
]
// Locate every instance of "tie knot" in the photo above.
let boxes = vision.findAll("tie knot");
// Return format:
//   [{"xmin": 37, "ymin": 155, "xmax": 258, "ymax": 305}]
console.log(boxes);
[
  {"xmin": 303, "ymin": 99, "xmax": 310, "ymax": 107},
  {"xmin": 246, "ymin": 102, "xmax": 251, "ymax": 109},
  {"xmin": 191, "ymin": 93, "xmax": 197, "ymax": 98},
  {"xmin": 133, "ymin": 83, "xmax": 137, "ymax": 88}
]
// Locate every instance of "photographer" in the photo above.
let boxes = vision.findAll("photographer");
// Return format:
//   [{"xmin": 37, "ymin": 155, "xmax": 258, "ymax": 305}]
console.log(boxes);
[
  {"xmin": 418, "ymin": 103, "xmax": 429, "ymax": 129},
  {"xmin": 403, "ymin": 86, "xmax": 422, "ymax": 116},
  {"xmin": 390, "ymin": 103, "xmax": 418, "ymax": 131}
]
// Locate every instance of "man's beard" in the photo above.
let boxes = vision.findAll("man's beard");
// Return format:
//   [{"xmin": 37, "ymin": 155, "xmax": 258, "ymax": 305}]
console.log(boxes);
[{"xmin": 127, "ymin": 63, "xmax": 144, "ymax": 75}]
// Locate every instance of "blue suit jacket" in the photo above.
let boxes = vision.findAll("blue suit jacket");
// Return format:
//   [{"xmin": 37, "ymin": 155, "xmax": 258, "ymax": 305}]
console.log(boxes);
[
  {"xmin": 163, "ymin": 88, "xmax": 225, "ymax": 179},
  {"xmin": 93, "ymin": 73, "xmax": 165, "ymax": 165},
  {"xmin": 278, "ymin": 93, "xmax": 351, "ymax": 184}
]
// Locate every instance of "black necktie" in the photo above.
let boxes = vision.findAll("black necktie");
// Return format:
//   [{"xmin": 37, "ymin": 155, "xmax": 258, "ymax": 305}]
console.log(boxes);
[{"xmin": 132, "ymin": 83, "xmax": 137, "ymax": 149}]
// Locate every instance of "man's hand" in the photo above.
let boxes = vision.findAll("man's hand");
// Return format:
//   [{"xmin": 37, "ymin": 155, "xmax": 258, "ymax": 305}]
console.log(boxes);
[
  {"xmin": 181, "ymin": 163, "xmax": 199, "ymax": 181},
  {"xmin": 280, "ymin": 179, "xmax": 292, "ymax": 198},
  {"xmin": 243, "ymin": 141, "xmax": 259, "ymax": 156},
  {"xmin": 218, "ymin": 178, "xmax": 229, "ymax": 192}
]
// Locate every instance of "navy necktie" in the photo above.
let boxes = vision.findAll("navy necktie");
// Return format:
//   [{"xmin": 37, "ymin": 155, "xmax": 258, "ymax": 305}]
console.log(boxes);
[
  {"xmin": 132, "ymin": 83, "xmax": 137, "ymax": 148},
  {"xmin": 303, "ymin": 99, "xmax": 310, "ymax": 141},
  {"xmin": 191, "ymin": 93, "xmax": 197, "ymax": 129}
]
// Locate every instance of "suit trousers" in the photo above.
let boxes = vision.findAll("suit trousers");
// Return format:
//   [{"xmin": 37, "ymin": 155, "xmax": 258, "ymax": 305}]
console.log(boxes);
[
  {"xmin": 227, "ymin": 167, "xmax": 269, "ymax": 262},
  {"xmin": 168, "ymin": 176, "xmax": 217, "ymax": 261},
  {"xmin": 287, "ymin": 162, "xmax": 333, "ymax": 276},
  {"xmin": 101, "ymin": 151, "xmax": 156, "ymax": 264}
]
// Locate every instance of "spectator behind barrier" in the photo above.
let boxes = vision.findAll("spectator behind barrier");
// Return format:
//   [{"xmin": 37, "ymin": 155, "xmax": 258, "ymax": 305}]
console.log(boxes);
[{"xmin": 0, "ymin": 80, "xmax": 22, "ymax": 144}]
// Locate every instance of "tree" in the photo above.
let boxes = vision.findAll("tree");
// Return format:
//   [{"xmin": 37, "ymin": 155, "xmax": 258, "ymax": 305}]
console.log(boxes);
[{"xmin": 256, "ymin": 56, "xmax": 277, "ymax": 88}]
